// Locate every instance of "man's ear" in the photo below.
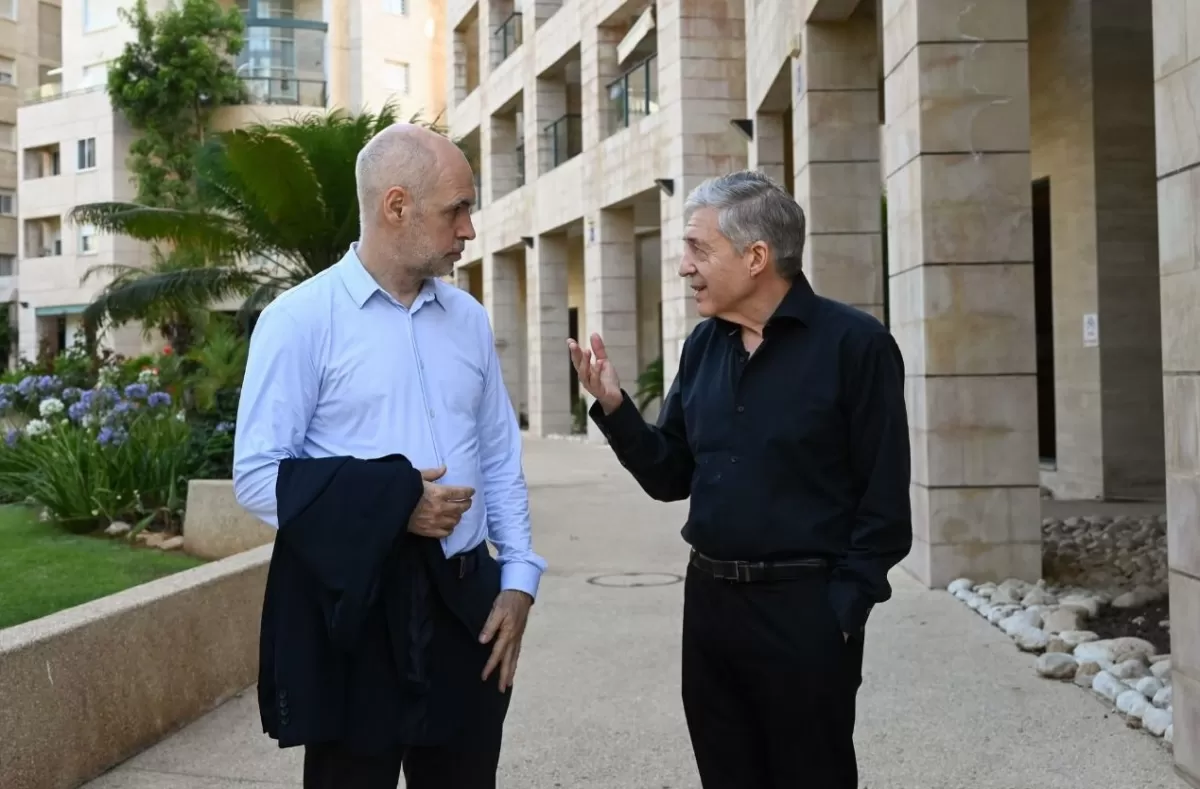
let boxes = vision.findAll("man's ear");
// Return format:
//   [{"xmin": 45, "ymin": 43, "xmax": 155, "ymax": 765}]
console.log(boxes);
[
  {"xmin": 383, "ymin": 186, "xmax": 409, "ymax": 224},
  {"xmin": 747, "ymin": 241, "xmax": 771, "ymax": 277}
]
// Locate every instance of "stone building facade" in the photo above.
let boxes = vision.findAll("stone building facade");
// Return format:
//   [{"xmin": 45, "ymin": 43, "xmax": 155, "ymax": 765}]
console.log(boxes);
[{"xmin": 449, "ymin": 0, "xmax": 1200, "ymax": 781}]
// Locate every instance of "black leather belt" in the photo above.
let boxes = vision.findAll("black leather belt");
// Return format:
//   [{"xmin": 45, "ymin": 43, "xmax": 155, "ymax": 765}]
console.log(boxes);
[
  {"xmin": 449, "ymin": 544, "xmax": 482, "ymax": 579},
  {"xmin": 689, "ymin": 549, "xmax": 828, "ymax": 582}
]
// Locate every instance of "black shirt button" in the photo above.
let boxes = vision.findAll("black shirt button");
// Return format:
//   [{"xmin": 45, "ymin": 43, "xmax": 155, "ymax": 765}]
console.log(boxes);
[
  {"xmin": 736, "ymin": 405, "xmax": 745, "ymax": 413},
  {"xmin": 731, "ymin": 456, "xmax": 739, "ymax": 464}
]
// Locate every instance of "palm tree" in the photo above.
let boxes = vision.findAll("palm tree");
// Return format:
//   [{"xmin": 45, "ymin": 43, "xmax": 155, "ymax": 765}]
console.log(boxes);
[{"xmin": 69, "ymin": 103, "xmax": 440, "ymax": 339}]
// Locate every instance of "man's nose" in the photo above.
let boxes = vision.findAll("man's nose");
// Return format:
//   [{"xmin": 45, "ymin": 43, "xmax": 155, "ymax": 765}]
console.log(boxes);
[
  {"xmin": 459, "ymin": 216, "xmax": 477, "ymax": 242},
  {"xmin": 678, "ymin": 257, "xmax": 694, "ymax": 277}
]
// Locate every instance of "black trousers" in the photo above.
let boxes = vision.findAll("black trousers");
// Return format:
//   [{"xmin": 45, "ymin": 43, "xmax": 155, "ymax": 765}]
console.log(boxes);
[{"xmin": 681, "ymin": 562, "xmax": 865, "ymax": 789}]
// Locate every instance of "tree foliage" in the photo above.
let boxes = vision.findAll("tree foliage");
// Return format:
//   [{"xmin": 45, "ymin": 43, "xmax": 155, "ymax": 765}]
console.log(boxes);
[
  {"xmin": 70, "ymin": 104, "xmax": 430, "ymax": 329},
  {"xmin": 106, "ymin": 0, "xmax": 246, "ymax": 209}
]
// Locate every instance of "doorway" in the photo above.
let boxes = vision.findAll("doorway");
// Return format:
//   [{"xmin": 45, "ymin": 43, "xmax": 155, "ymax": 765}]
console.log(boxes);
[{"xmin": 1032, "ymin": 177, "xmax": 1056, "ymax": 464}]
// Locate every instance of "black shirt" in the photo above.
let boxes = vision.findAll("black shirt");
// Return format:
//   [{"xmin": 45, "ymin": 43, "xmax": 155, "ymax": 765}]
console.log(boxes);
[{"xmin": 589, "ymin": 275, "xmax": 912, "ymax": 635}]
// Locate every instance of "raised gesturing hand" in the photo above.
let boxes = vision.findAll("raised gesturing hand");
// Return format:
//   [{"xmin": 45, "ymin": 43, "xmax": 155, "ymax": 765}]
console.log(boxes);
[
  {"xmin": 566, "ymin": 333, "xmax": 623, "ymax": 414},
  {"xmin": 407, "ymin": 466, "xmax": 474, "ymax": 539}
]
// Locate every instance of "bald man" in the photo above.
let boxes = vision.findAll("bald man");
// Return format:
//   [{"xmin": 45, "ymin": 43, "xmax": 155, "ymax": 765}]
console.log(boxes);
[{"xmin": 234, "ymin": 124, "xmax": 546, "ymax": 789}]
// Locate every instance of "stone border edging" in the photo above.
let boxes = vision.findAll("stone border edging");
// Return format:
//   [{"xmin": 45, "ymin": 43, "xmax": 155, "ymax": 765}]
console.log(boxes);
[{"xmin": 0, "ymin": 543, "xmax": 273, "ymax": 789}]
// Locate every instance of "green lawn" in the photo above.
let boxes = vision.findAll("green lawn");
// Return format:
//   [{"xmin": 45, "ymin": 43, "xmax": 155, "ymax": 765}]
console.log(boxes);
[{"xmin": 0, "ymin": 506, "xmax": 205, "ymax": 630}]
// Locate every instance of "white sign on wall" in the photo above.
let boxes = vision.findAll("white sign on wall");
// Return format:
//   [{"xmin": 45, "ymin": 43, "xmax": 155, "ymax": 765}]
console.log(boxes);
[{"xmin": 1082, "ymin": 313, "xmax": 1099, "ymax": 347}]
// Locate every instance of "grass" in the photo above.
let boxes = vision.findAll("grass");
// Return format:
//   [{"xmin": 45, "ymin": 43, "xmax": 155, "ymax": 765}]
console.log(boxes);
[{"xmin": 0, "ymin": 505, "xmax": 206, "ymax": 630}]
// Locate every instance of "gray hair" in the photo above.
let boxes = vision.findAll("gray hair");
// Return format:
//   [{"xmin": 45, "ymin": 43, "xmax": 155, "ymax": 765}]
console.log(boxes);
[{"xmin": 683, "ymin": 170, "xmax": 806, "ymax": 279}]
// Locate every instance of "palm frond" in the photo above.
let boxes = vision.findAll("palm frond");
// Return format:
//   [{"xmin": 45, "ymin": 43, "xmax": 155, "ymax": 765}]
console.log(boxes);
[
  {"xmin": 68, "ymin": 202, "xmax": 249, "ymax": 261},
  {"xmin": 83, "ymin": 266, "xmax": 260, "ymax": 330}
]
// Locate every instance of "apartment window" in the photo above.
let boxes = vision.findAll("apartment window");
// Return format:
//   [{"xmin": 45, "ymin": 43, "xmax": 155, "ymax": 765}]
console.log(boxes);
[
  {"xmin": 0, "ymin": 190, "xmax": 14, "ymax": 216},
  {"xmin": 80, "ymin": 62, "xmax": 108, "ymax": 89},
  {"xmin": 77, "ymin": 138, "xmax": 96, "ymax": 171},
  {"xmin": 0, "ymin": 255, "xmax": 14, "ymax": 277},
  {"xmin": 384, "ymin": 0, "xmax": 408, "ymax": 14},
  {"xmin": 384, "ymin": 61, "xmax": 410, "ymax": 95},
  {"xmin": 83, "ymin": 0, "xmax": 119, "ymax": 32},
  {"xmin": 0, "ymin": 58, "xmax": 14, "ymax": 86},
  {"xmin": 0, "ymin": 123, "xmax": 14, "ymax": 150},
  {"xmin": 79, "ymin": 224, "xmax": 97, "ymax": 254},
  {"xmin": 0, "ymin": 0, "xmax": 16, "ymax": 20}
]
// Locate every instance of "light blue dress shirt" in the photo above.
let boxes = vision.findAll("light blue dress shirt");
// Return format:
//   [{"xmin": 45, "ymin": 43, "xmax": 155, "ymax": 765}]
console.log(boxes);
[{"xmin": 232, "ymin": 244, "xmax": 546, "ymax": 598}]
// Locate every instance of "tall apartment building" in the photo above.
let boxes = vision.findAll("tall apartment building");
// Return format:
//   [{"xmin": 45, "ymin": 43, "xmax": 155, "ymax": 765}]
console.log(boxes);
[
  {"xmin": 445, "ymin": 0, "xmax": 745, "ymax": 439},
  {"xmin": 13, "ymin": 0, "xmax": 446, "ymax": 363},
  {"xmin": 0, "ymin": 0, "xmax": 60, "ymax": 364}
]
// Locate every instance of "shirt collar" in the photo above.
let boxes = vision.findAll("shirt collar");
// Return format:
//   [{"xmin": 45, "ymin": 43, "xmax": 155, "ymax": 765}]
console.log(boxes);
[
  {"xmin": 717, "ymin": 275, "xmax": 818, "ymax": 336},
  {"xmin": 337, "ymin": 242, "xmax": 443, "ymax": 311}
]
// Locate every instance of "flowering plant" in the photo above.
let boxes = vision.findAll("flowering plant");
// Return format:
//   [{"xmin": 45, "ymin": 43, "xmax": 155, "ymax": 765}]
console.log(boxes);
[{"xmin": 0, "ymin": 366, "xmax": 195, "ymax": 533}]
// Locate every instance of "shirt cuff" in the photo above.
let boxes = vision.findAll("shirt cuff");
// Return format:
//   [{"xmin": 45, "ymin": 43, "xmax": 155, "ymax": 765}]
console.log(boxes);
[
  {"xmin": 500, "ymin": 560, "xmax": 544, "ymax": 601},
  {"xmin": 587, "ymin": 391, "xmax": 644, "ymax": 445},
  {"xmin": 828, "ymin": 578, "xmax": 874, "ymax": 636}
]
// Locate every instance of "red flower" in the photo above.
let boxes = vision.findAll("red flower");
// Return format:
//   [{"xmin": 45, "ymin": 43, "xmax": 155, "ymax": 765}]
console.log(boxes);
[{"xmin": 162, "ymin": 346, "xmax": 173, "ymax": 355}]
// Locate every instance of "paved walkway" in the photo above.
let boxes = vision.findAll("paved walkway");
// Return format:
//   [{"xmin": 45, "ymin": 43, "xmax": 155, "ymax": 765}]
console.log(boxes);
[{"xmin": 84, "ymin": 437, "xmax": 1180, "ymax": 789}]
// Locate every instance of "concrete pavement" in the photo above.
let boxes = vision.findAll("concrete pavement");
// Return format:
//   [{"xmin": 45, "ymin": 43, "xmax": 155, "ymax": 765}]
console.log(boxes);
[{"xmin": 83, "ymin": 437, "xmax": 1179, "ymax": 789}]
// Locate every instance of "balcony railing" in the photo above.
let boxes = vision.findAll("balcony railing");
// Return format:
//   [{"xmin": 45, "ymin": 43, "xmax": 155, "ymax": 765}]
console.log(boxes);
[
  {"xmin": 606, "ymin": 54, "xmax": 658, "ymax": 134},
  {"xmin": 493, "ymin": 11, "xmax": 523, "ymax": 62},
  {"xmin": 515, "ymin": 142, "xmax": 525, "ymax": 187},
  {"xmin": 544, "ymin": 114, "xmax": 582, "ymax": 169},
  {"xmin": 473, "ymin": 172, "xmax": 482, "ymax": 211},
  {"xmin": 240, "ymin": 76, "xmax": 327, "ymax": 107}
]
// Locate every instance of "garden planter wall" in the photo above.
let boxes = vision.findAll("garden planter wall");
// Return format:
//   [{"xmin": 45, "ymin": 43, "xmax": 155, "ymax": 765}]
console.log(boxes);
[
  {"xmin": 0, "ymin": 544, "xmax": 272, "ymax": 789},
  {"xmin": 183, "ymin": 479, "xmax": 276, "ymax": 559}
]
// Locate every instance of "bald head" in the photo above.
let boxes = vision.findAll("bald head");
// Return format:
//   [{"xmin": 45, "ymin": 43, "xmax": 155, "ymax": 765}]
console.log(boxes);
[{"xmin": 355, "ymin": 123, "xmax": 462, "ymax": 232}]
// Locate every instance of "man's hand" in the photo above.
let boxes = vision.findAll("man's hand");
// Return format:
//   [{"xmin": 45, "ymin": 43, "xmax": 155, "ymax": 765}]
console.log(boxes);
[
  {"xmin": 407, "ymin": 466, "xmax": 475, "ymax": 539},
  {"xmin": 567, "ymin": 333, "xmax": 623, "ymax": 414},
  {"xmin": 479, "ymin": 590, "xmax": 534, "ymax": 692}
]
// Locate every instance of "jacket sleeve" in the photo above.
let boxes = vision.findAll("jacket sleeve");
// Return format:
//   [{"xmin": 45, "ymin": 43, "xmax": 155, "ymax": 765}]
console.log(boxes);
[{"xmin": 275, "ymin": 454, "xmax": 425, "ymax": 649}]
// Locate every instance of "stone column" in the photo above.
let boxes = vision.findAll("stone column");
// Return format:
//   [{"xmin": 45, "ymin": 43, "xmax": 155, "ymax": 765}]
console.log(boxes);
[
  {"xmin": 528, "ymin": 76, "xmax": 567, "ymax": 178},
  {"xmin": 526, "ymin": 234, "xmax": 571, "ymax": 436},
  {"xmin": 583, "ymin": 207, "xmax": 638, "ymax": 442},
  {"xmin": 581, "ymin": 26, "xmax": 624, "ymax": 149},
  {"xmin": 882, "ymin": 0, "xmax": 1040, "ymax": 587},
  {"xmin": 1154, "ymin": 1, "xmax": 1200, "ymax": 782},
  {"xmin": 484, "ymin": 251, "xmax": 526, "ymax": 418},
  {"xmin": 656, "ymin": 0, "xmax": 749, "ymax": 385},
  {"xmin": 486, "ymin": 112, "xmax": 521, "ymax": 201},
  {"xmin": 750, "ymin": 112, "xmax": 788, "ymax": 189},
  {"xmin": 794, "ymin": 16, "xmax": 883, "ymax": 320}
]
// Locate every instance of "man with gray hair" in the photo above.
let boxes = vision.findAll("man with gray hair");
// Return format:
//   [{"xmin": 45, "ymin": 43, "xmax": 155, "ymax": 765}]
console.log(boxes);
[
  {"xmin": 569, "ymin": 169, "xmax": 911, "ymax": 788},
  {"xmin": 235, "ymin": 123, "xmax": 545, "ymax": 788}
]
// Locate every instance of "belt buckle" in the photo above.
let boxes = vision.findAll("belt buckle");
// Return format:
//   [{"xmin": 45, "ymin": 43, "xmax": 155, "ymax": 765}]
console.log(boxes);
[{"xmin": 735, "ymin": 561, "xmax": 753, "ymax": 583}]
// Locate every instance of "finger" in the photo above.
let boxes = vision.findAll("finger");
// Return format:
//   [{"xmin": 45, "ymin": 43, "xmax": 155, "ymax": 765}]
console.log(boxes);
[
  {"xmin": 502, "ymin": 638, "xmax": 521, "ymax": 691},
  {"xmin": 566, "ymin": 339, "xmax": 582, "ymax": 366},
  {"xmin": 482, "ymin": 637, "xmax": 506, "ymax": 681},
  {"xmin": 590, "ymin": 333, "xmax": 607, "ymax": 361},
  {"xmin": 498, "ymin": 643, "xmax": 514, "ymax": 691},
  {"xmin": 419, "ymin": 465, "xmax": 446, "ymax": 482},
  {"xmin": 479, "ymin": 604, "xmax": 505, "ymax": 644}
]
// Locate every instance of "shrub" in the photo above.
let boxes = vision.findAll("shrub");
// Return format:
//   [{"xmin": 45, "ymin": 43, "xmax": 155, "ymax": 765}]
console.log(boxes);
[{"xmin": 0, "ymin": 368, "xmax": 194, "ymax": 533}]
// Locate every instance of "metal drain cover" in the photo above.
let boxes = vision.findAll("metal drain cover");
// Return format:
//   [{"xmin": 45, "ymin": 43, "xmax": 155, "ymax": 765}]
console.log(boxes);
[{"xmin": 587, "ymin": 572, "xmax": 683, "ymax": 588}]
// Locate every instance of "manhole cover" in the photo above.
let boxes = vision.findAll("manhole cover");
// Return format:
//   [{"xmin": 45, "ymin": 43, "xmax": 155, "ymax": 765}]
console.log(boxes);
[{"xmin": 587, "ymin": 572, "xmax": 682, "ymax": 588}]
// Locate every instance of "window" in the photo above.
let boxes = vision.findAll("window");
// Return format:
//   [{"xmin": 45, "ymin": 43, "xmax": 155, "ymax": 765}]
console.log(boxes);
[
  {"xmin": 384, "ymin": 61, "xmax": 410, "ymax": 95},
  {"xmin": 0, "ymin": 0, "xmax": 15, "ymax": 20},
  {"xmin": 0, "ymin": 190, "xmax": 14, "ymax": 216},
  {"xmin": 83, "ymin": 0, "xmax": 119, "ymax": 32},
  {"xmin": 0, "ymin": 58, "xmax": 14, "ymax": 86},
  {"xmin": 0, "ymin": 255, "xmax": 14, "ymax": 277},
  {"xmin": 80, "ymin": 62, "xmax": 108, "ymax": 89},
  {"xmin": 79, "ymin": 224, "xmax": 97, "ymax": 254},
  {"xmin": 384, "ymin": 0, "xmax": 408, "ymax": 14},
  {"xmin": 77, "ymin": 138, "xmax": 96, "ymax": 171}
]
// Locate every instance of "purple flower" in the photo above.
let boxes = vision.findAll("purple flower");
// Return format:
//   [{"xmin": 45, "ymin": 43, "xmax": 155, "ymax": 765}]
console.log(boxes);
[
  {"xmin": 4, "ymin": 427, "xmax": 17, "ymax": 447},
  {"xmin": 124, "ymin": 383, "xmax": 149, "ymax": 400},
  {"xmin": 16, "ymin": 376, "xmax": 35, "ymax": 396},
  {"xmin": 147, "ymin": 391, "xmax": 171, "ymax": 408},
  {"xmin": 67, "ymin": 400, "xmax": 89, "ymax": 422},
  {"xmin": 61, "ymin": 387, "xmax": 82, "ymax": 402},
  {"xmin": 0, "ymin": 383, "xmax": 15, "ymax": 399},
  {"xmin": 97, "ymin": 426, "xmax": 128, "ymax": 446},
  {"xmin": 0, "ymin": 397, "xmax": 9, "ymax": 412},
  {"xmin": 35, "ymin": 375, "xmax": 61, "ymax": 393}
]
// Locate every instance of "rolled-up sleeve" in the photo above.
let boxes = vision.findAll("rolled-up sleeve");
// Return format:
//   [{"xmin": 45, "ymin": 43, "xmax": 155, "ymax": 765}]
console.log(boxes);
[
  {"xmin": 475, "ymin": 324, "xmax": 547, "ymax": 599},
  {"xmin": 233, "ymin": 306, "xmax": 320, "ymax": 528}
]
